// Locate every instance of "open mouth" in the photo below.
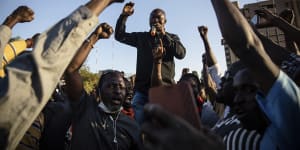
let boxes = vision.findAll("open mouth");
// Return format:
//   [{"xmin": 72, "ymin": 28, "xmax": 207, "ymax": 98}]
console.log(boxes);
[{"xmin": 112, "ymin": 98, "xmax": 121, "ymax": 105}]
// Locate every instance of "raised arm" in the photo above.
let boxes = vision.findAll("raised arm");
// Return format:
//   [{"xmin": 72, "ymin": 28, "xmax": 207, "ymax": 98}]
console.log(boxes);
[
  {"xmin": 65, "ymin": 23, "xmax": 113, "ymax": 102},
  {"xmin": 198, "ymin": 26, "xmax": 217, "ymax": 67},
  {"xmin": 151, "ymin": 39, "xmax": 165, "ymax": 87},
  {"xmin": 2, "ymin": 6, "xmax": 34, "ymax": 29},
  {"xmin": 0, "ymin": 1, "xmax": 123, "ymax": 149},
  {"xmin": 211, "ymin": 0, "xmax": 279, "ymax": 94},
  {"xmin": 114, "ymin": 2, "xmax": 136, "ymax": 44},
  {"xmin": 202, "ymin": 55, "xmax": 217, "ymax": 103},
  {"xmin": 0, "ymin": 6, "xmax": 34, "ymax": 69},
  {"xmin": 256, "ymin": 8, "xmax": 300, "ymax": 46}
]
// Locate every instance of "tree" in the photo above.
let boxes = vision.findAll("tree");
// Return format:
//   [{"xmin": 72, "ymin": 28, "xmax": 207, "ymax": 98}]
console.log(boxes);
[{"xmin": 79, "ymin": 65, "xmax": 99, "ymax": 94}]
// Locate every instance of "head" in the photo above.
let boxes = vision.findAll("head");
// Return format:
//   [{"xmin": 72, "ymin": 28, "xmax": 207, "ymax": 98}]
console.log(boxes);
[
  {"xmin": 149, "ymin": 8, "xmax": 167, "ymax": 33},
  {"xmin": 123, "ymin": 77, "xmax": 134, "ymax": 110},
  {"xmin": 181, "ymin": 68, "xmax": 190, "ymax": 76},
  {"xmin": 216, "ymin": 61, "xmax": 246, "ymax": 106},
  {"xmin": 179, "ymin": 73, "xmax": 202, "ymax": 100},
  {"xmin": 233, "ymin": 68, "xmax": 269, "ymax": 133},
  {"xmin": 97, "ymin": 71, "xmax": 126, "ymax": 112}
]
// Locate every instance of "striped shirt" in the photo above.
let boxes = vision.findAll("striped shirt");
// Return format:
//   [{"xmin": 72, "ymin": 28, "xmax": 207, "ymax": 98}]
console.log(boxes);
[{"xmin": 212, "ymin": 113, "xmax": 261, "ymax": 150}]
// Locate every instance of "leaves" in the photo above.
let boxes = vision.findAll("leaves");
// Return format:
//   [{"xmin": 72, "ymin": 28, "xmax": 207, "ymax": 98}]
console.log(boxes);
[{"xmin": 79, "ymin": 65, "xmax": 99, "ymax": 94}]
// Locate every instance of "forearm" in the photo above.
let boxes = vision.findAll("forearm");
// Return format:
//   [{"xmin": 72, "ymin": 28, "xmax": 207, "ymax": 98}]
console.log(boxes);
[
  {"xmin": 272, "ymin": 16, "xmax": 300, "ymax": 44},
  {"xmin": 2, "ymin": 16, "xmax": 19, "ymax": 29},
  {"xmin": 284, "ymin": 36, "xmax": 300, "ymax": 55},
  {"xmin": 211, "ymin": 0, "xmax": 279, "ymax": 94},
  {"xmin": 164, "ymin": 34, "xmax": 186, "ymax": 59},
  {"xmin": 0, "ymin": 6, "xmax": 98, "ymax": 150},
  {"xmin": 203, "ymin": 65, "xmax": 217, "ymax": 103},
  {"xmin": 151, "ymin": 63, "xmax": 164, "ymax": 87},
  {"xmin": 254, "ymin": 26, "xmax": 291, "ymax": 66},
  {"xmin": 67, "ymin": 33, "xmax": 98, "ymax": 73},
  {"xmin": 201, "ymin": 36, "xmax": 217, "ymax": 67},
  {"xmin": 65, "ymin": 71, "xmax": 84, "ymax": 102},
  {"xmin": 85, "ymin": 0, "xmax": 112, "ymax": 16},
  {"xmin": 115, "ymin": 14, "xmax": 128, "ymax": 41}
]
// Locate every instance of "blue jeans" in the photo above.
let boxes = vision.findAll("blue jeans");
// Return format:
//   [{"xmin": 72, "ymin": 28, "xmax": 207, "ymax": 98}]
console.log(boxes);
[{"xmin": 132, "ymin": 91, "xmax": 149, "ymax": 125}]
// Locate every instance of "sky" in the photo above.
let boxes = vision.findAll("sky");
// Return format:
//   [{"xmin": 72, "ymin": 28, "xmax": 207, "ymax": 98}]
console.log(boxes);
[{"xmin": 1, "ymin": 0, "xmax": 260, "ymax": 80}]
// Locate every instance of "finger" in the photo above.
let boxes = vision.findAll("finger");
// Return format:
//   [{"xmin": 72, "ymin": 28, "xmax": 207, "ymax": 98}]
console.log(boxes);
[
  {"xmin": 128, "ymin": 1, "xmax": 135, "ymax": 7},
  {"xmin": 159, "ymin": 39, "xmax": 163, "ymax": 47},
  {"xmin": 108, "ymin": 27, "xmax": 114, "ymax": 35}
]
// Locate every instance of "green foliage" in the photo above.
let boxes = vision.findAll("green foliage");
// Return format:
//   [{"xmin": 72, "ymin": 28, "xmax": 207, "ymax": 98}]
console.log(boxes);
[{"xmin": 79, "ymin": 65, "xmax": 99, "ymax": 94}]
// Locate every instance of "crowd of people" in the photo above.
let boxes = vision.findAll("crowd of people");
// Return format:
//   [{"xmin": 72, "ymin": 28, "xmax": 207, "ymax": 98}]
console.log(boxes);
[{"xmin": 0, "ymin": 0, "xmax": 299, "ymax": 150}]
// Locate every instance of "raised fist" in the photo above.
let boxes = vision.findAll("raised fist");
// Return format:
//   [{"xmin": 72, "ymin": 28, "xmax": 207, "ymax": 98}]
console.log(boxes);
[
  {"xmin": 11, "ymin": 6, "xmax": 34, "ymax": 23},
  {"xmin": 94, "ymin": 23, "xmax": 114, "ymax": 39},
  {"xmin": 198, "ymin": 26, "xmax": 208, "ymax": 38},
  {"xmin": 122, "ymin": 2, "xmax": 134, "ymax": 16}
]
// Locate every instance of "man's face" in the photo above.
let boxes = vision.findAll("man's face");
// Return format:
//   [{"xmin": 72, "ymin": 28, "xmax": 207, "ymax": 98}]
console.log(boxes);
[
  {"xmin": 232, "ymin": 69, "xmax": 266, "ymax": 131},
  {"xmin": 100, "ymin": 74, "xmax": 126, "ymax": 111},
  {"xmin": 123, "ymin": 87, "xmax": 133, "ymax": 109},
  {"xmin": 216, "ymin": 71, "xmax": 235, "ymax": 106},
  {"xmin": 149, "ymin": 10, "xmax": 166, "ymax": 32}
]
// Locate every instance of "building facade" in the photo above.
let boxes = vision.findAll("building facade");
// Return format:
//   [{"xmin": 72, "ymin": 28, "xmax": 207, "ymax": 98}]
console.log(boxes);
[{"xmin": 223, "ymin": 0, "xmax": 300, "ymax": 68}]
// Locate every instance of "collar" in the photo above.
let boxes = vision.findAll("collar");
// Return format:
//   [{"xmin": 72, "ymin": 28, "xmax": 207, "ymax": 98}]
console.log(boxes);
[{"xmin": 98, "ymin": 102, "xmax": 123, "ymax": 114}]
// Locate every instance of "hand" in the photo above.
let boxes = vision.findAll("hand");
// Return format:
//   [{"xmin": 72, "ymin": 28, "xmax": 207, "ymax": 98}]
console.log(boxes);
[
  {"xmin": 255, "ymin": 8, "xmax": 277, "ymax": 22},
  {"xmin": 94, "ymin": 23, "xmax": 114, "ymax": 39},
  {"xmin": 152, "ymin": 39, "xmax": 165, "ymax": 62},
  {"xmin": 198, "ymin": 26, "xmax": 208, "ymax": 39},
  {"xmin": 152, "ymin": 45, "xmax": 164, "ymax": 62},
  {"xmin": 11, "ymin": 6, "xmax": 34, "ymax": 23},
  {"xmin": 142, "ymin": 104, "xmax": 225, "ymax": 150},
  {"xmin": 122, "ymin": 2, "xmax": 134, "ymax": 16}
]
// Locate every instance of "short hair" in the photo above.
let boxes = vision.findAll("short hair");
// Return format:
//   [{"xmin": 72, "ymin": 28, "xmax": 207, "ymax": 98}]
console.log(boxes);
[
  {"xmin": 150, "ymin": 8, "xmax": 167, "ymax": 22},
  {"xmin": 97, "ymin": 70, "xmax": 123, "ymax": 92}
]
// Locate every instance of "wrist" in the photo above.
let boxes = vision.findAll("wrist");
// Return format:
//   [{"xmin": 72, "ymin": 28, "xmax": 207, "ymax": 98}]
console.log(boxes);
[
  {"xmin": 85, "ymin": 39, "xmax": 94, "ymax": 48},
  {"xmin": 121, "ymin": 13, "xmax": 130, "ymax": 17},
  {"xmin": 3, "ymin": 15, "xmax": 18, "ymax": 28},
  {"xmin": 154, "ymin": 59, "xmax": 162, "ymax": 64}
]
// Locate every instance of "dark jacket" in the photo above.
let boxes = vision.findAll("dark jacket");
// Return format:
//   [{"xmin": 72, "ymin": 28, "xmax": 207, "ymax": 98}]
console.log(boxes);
[
  {"xmin": 70, "ymin": 93, "xmax": 142, "ymax": 150},
  {"xmin": 115, "ymin": 15, "xmax": 186, "ymax": 94}
]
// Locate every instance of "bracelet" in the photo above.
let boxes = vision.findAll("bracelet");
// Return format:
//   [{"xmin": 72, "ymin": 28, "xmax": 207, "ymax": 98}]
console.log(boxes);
[{"xmin": 85, "ymin": 39, "xmax": 94, "ymax": 48}]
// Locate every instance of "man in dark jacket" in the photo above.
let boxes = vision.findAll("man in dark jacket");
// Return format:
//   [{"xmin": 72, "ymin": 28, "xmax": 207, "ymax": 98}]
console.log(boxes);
[
  {"xmin": 65, "ymin": 23, "xmax": 142, "ymax": 150},
  {"xmin": 115, "ymin": 2, "xmax": 186, "ymax": 124}
]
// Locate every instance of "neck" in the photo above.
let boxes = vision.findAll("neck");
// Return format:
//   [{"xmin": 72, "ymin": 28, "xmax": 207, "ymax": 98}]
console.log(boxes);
[{"xmin": 98, "ymin": 102, "xmax": 123, "ymax": 114}]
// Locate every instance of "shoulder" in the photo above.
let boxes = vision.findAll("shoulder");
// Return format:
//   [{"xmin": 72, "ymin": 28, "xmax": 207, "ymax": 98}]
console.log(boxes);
[
  {"xmin": 119, "ymin": 113, "xmax": 139, "ymax": 129},
  {"xmin": 166, "ymin": 32, "xmax": 178, "ymax": 37}
]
